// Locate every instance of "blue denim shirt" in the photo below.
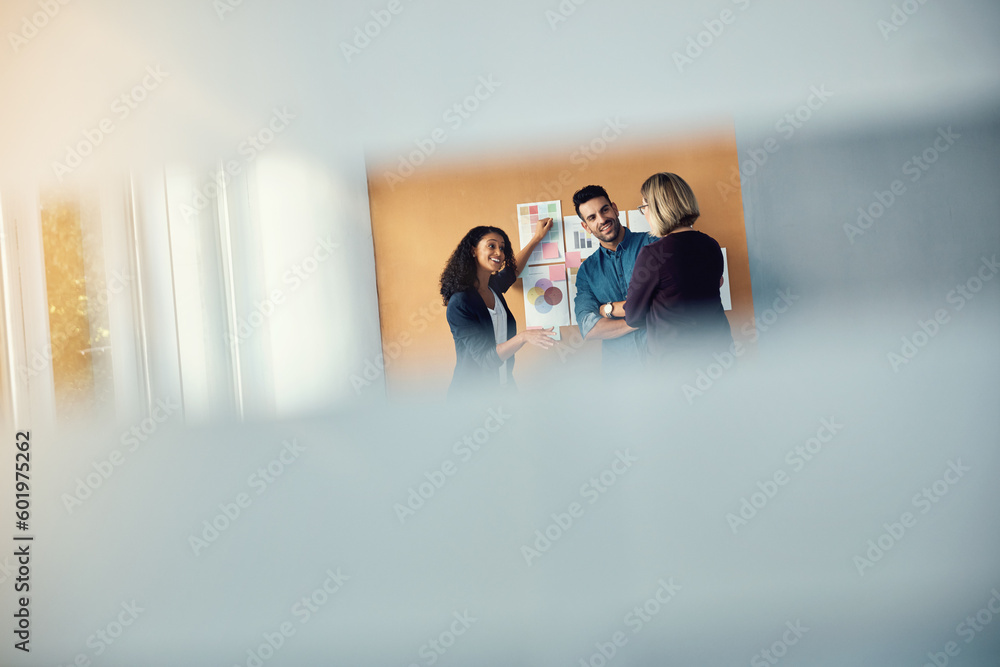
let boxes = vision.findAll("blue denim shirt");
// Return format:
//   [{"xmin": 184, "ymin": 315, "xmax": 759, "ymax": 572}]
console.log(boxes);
[{"xmin": 575, "ymin": 227, "xmax": 658, "ymax": 367}]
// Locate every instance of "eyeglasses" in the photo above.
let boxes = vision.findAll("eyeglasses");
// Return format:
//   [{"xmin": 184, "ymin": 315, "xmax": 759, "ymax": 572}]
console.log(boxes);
[{"xmin": 637, "ymin": 204, "xmax": 649, "ymax": 215}]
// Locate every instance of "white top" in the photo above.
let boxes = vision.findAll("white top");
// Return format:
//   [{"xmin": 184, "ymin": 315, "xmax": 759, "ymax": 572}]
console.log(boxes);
[{"xmin": 485, "ymin": 288, "xmax": 508, "ymax": 385}]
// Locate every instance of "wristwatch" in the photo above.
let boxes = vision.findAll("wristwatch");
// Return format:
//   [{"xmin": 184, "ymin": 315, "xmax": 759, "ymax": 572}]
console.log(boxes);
[{"xmin": 601, "ymin": 302, "xmax": 614, "ymax": 318}]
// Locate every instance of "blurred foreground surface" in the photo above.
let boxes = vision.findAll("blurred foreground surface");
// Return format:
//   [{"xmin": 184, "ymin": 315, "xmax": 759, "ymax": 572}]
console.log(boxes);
[{"xmin": 4, "ymin": 308, "xmax": 999, "ymax": 666}]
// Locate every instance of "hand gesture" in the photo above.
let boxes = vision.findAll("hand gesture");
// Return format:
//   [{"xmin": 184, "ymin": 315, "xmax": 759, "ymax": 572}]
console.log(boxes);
[
  {"xmin": 533, "ymin": 217, "xmax": 554, "ymax": 241},
  {"xmin": 521, "ymin": 327, "xmax": 557, "ymax": 349}
]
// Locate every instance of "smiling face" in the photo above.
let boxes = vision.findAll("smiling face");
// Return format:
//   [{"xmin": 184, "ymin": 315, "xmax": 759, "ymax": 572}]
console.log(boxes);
[
  {"xmin": 472, "ymin": 232, "xmax": 506, "ymax": 275},
  {"xmin": 577, "ymin": 196, "xmax": 622, "ymax": 243}
]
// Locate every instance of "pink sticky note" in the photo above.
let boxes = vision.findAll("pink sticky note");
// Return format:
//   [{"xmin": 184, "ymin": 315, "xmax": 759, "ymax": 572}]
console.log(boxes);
[
  {"xmin": 566, "ymin": 251, "xmax": 581, "ymax": 268},
  {"xmin": 542, "ymin": 242, "xmax": 558, "ymax": 259},
  {"xmin": 549, "ymin": 264, "xmax": 566, "ymax": 281}
]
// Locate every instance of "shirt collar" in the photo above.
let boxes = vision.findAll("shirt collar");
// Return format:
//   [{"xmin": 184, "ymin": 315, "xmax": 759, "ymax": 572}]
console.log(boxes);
[{"xmin": 599, "ymin": 227, "xmax": 634, "ymax": 256}]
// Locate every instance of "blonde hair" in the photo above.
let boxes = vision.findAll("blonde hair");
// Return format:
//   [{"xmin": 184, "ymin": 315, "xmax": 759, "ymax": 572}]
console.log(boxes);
[{"xmin": 640, "ymin": 172, "xmax": 700, "ymax": 236}]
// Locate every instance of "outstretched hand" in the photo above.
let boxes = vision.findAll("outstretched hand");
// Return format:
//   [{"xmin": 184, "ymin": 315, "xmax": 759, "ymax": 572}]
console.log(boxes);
[{"xmin": 521, "ymin": 327, "xmax": 557, "ymax": 349}]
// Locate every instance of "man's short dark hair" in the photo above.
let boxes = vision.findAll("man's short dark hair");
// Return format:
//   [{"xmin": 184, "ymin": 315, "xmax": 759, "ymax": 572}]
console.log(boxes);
[{"xmin": 572, "ymin": 185, "xmax": 611, "ymax": 218}]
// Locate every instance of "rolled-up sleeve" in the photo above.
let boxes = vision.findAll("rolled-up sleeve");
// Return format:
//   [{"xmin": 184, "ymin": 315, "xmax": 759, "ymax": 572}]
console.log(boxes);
[
  {"xmin": 447, "ymin": 294, "xmax": 502, "ymax": 370},
  {"xmin": 575, "ymin": 265, "xmax": 601, "ymax": 340}
]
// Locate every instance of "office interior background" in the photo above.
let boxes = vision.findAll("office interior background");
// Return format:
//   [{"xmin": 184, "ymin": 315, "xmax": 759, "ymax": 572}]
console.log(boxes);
[{"xmin": 1, "ymin": 0, "xmax": 998, "ymax": 665}]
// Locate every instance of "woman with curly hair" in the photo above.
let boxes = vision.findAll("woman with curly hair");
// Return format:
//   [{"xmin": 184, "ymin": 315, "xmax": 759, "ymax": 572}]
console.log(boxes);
[{"xmin": 440, "ymin": 221, "xmax": 556, "ymax": 397}]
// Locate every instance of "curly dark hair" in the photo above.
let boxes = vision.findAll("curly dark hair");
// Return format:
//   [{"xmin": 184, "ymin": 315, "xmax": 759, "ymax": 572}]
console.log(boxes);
[{"xmin": 440, "ymin": 226, "xmax": 516, "ymax": 305}]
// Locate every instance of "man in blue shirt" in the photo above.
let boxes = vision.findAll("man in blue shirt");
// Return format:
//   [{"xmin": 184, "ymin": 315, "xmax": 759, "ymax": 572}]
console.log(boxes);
[{"xmin": 573, "ymin": 185, "xmax": 658, "ymax": 369}]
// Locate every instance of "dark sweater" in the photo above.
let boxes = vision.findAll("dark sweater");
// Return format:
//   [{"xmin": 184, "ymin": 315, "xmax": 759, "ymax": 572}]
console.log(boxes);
[{"xmin": 624, "ymin": 230, "xmax": 733, "ymax": 360}]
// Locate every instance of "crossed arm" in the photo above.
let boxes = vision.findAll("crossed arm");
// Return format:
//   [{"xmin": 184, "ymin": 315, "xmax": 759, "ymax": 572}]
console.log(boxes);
[
  {"xmin": 575, "ymin": 264, "xmax": 637, "ymax": 341},
  {"xmin": 577, "ymin": 245, "xmax": 725, "ymax": 339},
  {"xmin": 585, "ymin": 307, "xmax": 636, "ymax": 340}
]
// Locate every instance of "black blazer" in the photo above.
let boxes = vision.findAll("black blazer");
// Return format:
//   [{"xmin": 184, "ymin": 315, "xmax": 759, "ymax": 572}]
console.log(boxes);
[{"xmin": 446, "ymin": 267, "xmax": 517, "ymax": 397}]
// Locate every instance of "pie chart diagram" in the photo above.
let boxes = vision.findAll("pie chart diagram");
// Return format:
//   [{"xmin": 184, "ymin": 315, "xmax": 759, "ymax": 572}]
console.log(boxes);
[{"xmin": 527, "ymin": 278, "xmax": 563, "ymax": 314}]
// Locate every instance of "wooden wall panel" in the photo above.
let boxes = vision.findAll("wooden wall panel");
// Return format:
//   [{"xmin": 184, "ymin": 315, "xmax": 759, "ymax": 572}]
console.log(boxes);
[{"xmin": 367, "ymin": 126, "xmax": 753, "ymax": 396}]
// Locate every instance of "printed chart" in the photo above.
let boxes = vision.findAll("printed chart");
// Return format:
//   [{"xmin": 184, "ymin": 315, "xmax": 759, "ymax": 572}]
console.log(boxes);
[
  {"xmin": 566, "ymin": 264, "xmax": 581, "ymax": 326},
  {"xmin": 522, "ymin": 263, "xmax": 569, "ymax": 336},
  {"xmin": 626, "ymin": 209, "xmax": 651, "ymax": 234},
  {"xmin": 517, "ymin": 200, "xmax": 565, "ymax": 266},
  {"xmin": 721, "ymin": 247, "xmax": 732, "ymax": 311},
  {"xmin": 563, "ymin": 214, "xmax": 601, "ymax": 270}
]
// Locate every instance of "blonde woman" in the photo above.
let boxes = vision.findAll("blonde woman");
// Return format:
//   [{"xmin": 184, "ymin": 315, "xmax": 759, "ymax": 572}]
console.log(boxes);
[{"xmin": 622, "ymin": 172, "xmax": 732, "ymax": 361}]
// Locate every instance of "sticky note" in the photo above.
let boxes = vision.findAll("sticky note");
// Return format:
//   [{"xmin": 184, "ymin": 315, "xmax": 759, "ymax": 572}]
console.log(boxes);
[
  {"xmin": 566, "ymin": 251, "xmax": 582, "ymax": 268},
  {"xmin": 549, "ymin": 264, "xmax": 566, "ymax": 281},
  {"xmin": 542, "ymin": 242, "xmax": 558, "ymax": 259}
]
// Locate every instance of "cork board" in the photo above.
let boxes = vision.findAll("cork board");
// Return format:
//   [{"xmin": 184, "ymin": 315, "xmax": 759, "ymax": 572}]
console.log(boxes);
[{"xmin": 366, "ymin": 126, "xmax": 753, "ymax": 396}]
